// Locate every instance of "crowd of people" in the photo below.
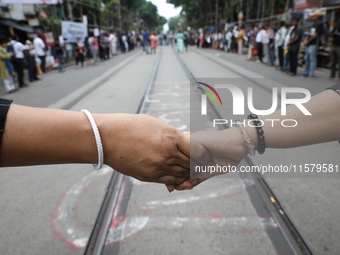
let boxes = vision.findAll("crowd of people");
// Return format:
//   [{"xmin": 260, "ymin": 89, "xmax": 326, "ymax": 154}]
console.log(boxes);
[
  {"xmin": 195, "ymin": 9, "xmax": 339, "ymax": 79},
  {"xmin": 0, "ymin": 29, "xmax": 187, "ymax": 95}
]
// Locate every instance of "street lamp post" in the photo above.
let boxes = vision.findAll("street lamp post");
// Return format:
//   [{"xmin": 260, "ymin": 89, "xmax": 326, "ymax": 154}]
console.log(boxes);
[{"xmin": 238, "ymin": 11, "xmax": 243, "ymax": 27}]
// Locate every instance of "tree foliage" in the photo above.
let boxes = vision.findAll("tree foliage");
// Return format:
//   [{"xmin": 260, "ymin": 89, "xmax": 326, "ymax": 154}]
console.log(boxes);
[
  {"xmin": 167, "ymin": 0, "xmax": 293, "ymax": 30},
  {"xmin": 61, "ymin": 0, "xmax": 166, "ymax": 32}
]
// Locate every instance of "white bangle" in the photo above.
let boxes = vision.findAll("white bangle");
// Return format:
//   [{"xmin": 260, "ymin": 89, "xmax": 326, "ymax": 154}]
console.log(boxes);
[
  {"xmin": 81, "ymin": 109, "xmax": 104, "ymax": 170},
  {"xmin": 234, "ymin": 120, "xmax": 256, "ymax": 156}
]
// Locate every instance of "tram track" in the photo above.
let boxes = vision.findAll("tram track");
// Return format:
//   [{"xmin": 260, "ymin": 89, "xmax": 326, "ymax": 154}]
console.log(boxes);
[
  {"xmin": 82, "ymin": 45, "xmax": 313, "ymax": 255},
  {"xmin": 83, "ymin": 49, "xmax": 164, "ymax": 255},
  {"xmin": 174, "ymin": 47, "xmax": 313, "ymax": 255}
]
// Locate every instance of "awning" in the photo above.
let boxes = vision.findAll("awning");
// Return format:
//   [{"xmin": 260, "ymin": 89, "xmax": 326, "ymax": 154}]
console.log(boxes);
[{"xmin": 0, "ymin": 19, "xmax": 34, "ymax": 33}]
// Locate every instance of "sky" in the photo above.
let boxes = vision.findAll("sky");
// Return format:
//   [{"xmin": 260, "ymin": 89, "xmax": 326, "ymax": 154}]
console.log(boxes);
[{"xmin": 147, "ymin": 0, "xmax": 182, "ymax": 32}]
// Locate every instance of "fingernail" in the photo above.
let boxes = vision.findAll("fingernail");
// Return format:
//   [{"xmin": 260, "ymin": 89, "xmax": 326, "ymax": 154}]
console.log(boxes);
[{"xmin": 184, "ymin": 187, "xmax": 192, "ymax": 190}]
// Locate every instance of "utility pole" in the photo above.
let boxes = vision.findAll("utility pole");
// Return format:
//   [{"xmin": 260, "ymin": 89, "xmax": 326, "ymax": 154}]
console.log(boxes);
[
  {"xmin": 118, "ymin": 0, "xmax": 122, "ymax": 32},
  {"xmin": 67, "ymin": 0, "xmax": 73, "ymax": 21},
  {"xmin": 215, "ymin": 0, "xmax": 219, "ymax": 31}
]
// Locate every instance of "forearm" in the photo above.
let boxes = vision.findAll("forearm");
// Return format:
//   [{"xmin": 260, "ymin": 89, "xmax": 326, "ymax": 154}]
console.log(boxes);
[
  {"xmin": 245, "ymin": 90, "xmax": 340, "ymax": 149},
  {"xmin": 0, "ymin": 104, "xmax": 97, "ymax": 166},
  {"xmin": 306, "ymin": 34, "xmax": 317, "ymax": 44}
]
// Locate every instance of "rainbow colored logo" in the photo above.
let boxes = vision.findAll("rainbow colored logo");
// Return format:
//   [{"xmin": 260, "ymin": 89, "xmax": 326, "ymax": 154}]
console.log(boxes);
[{"xmin": 196, "ymin": 82, "xmax": 223, "ymax": 106}]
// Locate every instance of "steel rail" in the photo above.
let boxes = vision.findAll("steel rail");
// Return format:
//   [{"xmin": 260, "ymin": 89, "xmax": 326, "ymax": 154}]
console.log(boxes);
[{"xmin": 173, "ymin": 46, "xmax": 313, "ymax": 255}]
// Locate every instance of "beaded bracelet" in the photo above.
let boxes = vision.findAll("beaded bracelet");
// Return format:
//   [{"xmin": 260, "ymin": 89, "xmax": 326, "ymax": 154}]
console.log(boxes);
[
  {"xmin": 247, "ymin": 113, "xmax": 266, "ymax": 154},
  {"xmin": 234, "ymin": 120, "xmax": 256, "ymax": 156}
]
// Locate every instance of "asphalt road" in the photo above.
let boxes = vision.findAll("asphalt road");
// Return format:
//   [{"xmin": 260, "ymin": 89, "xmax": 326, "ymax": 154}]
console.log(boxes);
[{"xmin": 0, "ymin": 45, "xmax": 339, "ymax": 255}]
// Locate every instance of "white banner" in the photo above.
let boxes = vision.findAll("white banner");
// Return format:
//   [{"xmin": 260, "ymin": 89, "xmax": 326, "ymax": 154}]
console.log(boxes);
[
  {"xmin": 61, "ymin": 21, "xmax": 88, "ymax": 43},
  {"xmin": 2, "ymin": 0, "xmax": 58, "ymax": 4}
]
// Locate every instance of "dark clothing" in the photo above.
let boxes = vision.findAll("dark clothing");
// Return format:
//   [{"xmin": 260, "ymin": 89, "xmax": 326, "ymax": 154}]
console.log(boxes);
[
  {"xmin": 76, "ymin": 53, "xmax": 84, "ymax": 66},
  {"xmin": 289, "ymin": 27, "xmax": 303, "ymax": 51},
  {"xmin": 330, "ymin": 46, "xmax": 340, "ymax": 78},
  {"xmin": 257, "ymin": 42, "xmax": 263, "ymax": 62},
  {"xmin": 55, "ymin": 42, "xmax": 63, "ymax": 55},
  {"xmin": 142, "ymin": 31, "xmax": 149, "ymax": 42},
  {"xmin": 308, "ymin": 21, "xmax": 323, "ymax": 46},
  {"xmin": 331, "ymin": 25, "xmax": 340, "ymax": 47},
  {"xmin": 27, "ymin": 56, "xmax": 38, "ymax": 82},
  {"xmin": 0, "ymin": 98, "xmax": 13, "ymax": 143},
  {"xmin": 13, "ymin": 58, "xmax": 25, "ymax": 86},
  {"xmin": 289, "ymin": 49, "xmax": 299, "ymax": 75},
  {"xmin": 278, "ymin": 45, "xmax": 284, "ymax": 68},
  {"xmin": 39, "ymin": 55, "xmax": 46, "ymax": 73}
]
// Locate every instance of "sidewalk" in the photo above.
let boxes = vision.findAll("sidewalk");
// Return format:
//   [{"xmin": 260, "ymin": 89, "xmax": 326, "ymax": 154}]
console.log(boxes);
[{"xmin": 0, "ymin": 54, "xmax": 120, "ymax": 97}]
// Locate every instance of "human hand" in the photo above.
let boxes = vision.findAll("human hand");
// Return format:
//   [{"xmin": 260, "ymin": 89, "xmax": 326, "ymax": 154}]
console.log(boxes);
[
  {"xmin": 169, "ymin": 127, "xmax": 248, "ymax": 191},
  {"xmin": 95, "ymin": 114, "xmax": 193, "ymax": 185}
]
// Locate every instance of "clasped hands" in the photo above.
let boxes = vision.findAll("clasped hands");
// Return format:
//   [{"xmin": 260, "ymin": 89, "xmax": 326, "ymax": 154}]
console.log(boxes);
[{"xmin": 98, "ymin": 114, "xmax": 248, "ymax": 192}]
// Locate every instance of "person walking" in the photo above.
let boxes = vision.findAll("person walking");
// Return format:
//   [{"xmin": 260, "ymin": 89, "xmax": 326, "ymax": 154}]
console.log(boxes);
[
  {"xmin": 0, "ymin": 36, "xmax": 16, "ymax": 93},
  {"xmin": 33, "ymin": 34, "xmax": 46, "ymax": 73},
  {"xmin": 12, "ymin": 35, "xmax": 28, "ymax": 88},
  {"xmin": 142, "ymin": 29, "xmax": 150, "ymax": 54},
  {"xmin": 176, "ymin": 31, "xmax": 185, "ymax": 53},
  {"xmin": 25, "ymin": 38, "xmax": 39, "ymax": 81},
  {"xmin": 330, "ymin": 22, "xmax": 340, "ymax": 79},
  {"xmin": 287, "ymin": 18, "xmax": 303, "ymax": 76},
  {"xmin": 276, "ymin": 21, "xmax": 287, "ymax": 70},
  {"xmin": 303, "ymin": 10, "xmax": 324, "ymax": 78},
  {"xmin": 54, "ymin": 37, "xmax": 65, "ymax": 73},
  {"xmin": 149, "ymin": 33, "xmax": 158, "ymax": 54}
]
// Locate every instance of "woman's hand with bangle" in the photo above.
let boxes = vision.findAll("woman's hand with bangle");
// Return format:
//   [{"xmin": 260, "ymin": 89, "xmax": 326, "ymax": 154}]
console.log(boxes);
[{"xmin": 95, "ymin": 113, "xmax": 195, "ymax": 185}]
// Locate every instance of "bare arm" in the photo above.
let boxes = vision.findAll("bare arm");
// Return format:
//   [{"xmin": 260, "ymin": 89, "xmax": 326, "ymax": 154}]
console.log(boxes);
[
  {"xmin": 0, "ymin": 104, "xmax": 191, "ymax": 185},
  {"xmin": 246, "ymin": 89, "xmax": 340, "ymax": 149},
  {"xmin": 172, "ymin": 89, "xmax": 340, "ymax": 191}
]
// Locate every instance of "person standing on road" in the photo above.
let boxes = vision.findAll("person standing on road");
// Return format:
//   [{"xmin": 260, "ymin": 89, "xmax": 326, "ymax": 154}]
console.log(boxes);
[
  {"xmin": 303, "ymin": 10, "xmax": 324, "ymax": 78},
  {"xmin": 0, "ymin": 36, "xmax": 17, "ymax": 93},
  {"xmin": 176, "ymin": 31, "xmax": 184, "ymax": 53},
  {"xmin": 330, "ymin": 22, "xmax": 340, "ymax": 79},
  {"xmin": 247, "ymin": 25, "xmax": 257, "ymax": 60},
  {"xmin": 149, "ymin": 33, "xmax": 158, "ymax": 54},
  {"xmin": 12, "ymin": 35, "xmax": 28, "ymax": 88},
  {"xmin": 34, "ymin": 34, "xmax": 47, "ymax": 73},
  {"xmin": 276, "ymin": 21, "xmax": 287, "ymax": 70},
  {"xmin": 109, "ymin": 31, "xmax": 117, "ymax": 56},
  {"xmin": 25, "ymin": 38, "xmax": 40, "ymax": 82},
  {"xmin": 54, "ymin": 37, "xmax": 65, "ymax": 73},
  {"xmin": 287, "ymin": 18, "xmax": 303, "ymax": 76},
  {"xmin": 255, "ymin": 25, "xmax": 264, "ymax": 62},
  {"xmin": 91, "ymin": 35, "xmax": 99, "ymax": 63},
  {"xmin": 122, "ymin": 33, "xmax": 129, "ymax": 53},
  {"xmin": 237, "ymin": 26, "xmax": 245, "ymax": 55},
  {"xmin": 75, "ymin": 38, "xmax": 85, "ymax": 68},
  {"xmin": 142, "ymin": 29, "xmax": 150, "ymax": 54},
  {"xmin": 262, "ymin": 25, "xmax": 270, "ymax": 64}
]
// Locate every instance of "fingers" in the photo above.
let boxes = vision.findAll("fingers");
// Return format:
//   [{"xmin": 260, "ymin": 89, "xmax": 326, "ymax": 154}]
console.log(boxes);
[
  {"xmin": 190, "ymin": 136, "xmax": 214, "ymax": 166},
  {"xmin": 173, "ymin": 178, "xmax": 208, "ymax": 191},
  {"xmin": 158, "ymin": 175, "xmax": 188, "ymax": 186},
  {"xmin": 173, "ymin": 132, "xmax": 190, "ymax": 169}
]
